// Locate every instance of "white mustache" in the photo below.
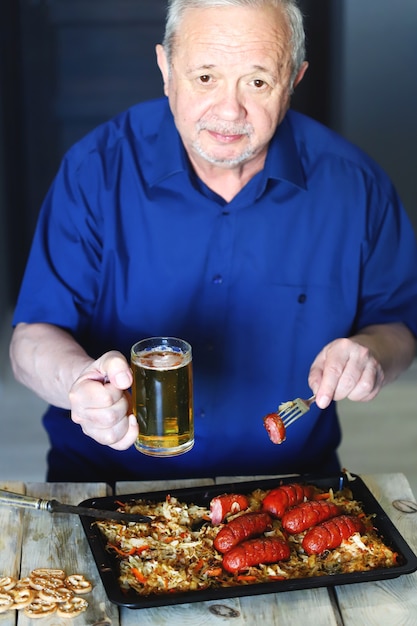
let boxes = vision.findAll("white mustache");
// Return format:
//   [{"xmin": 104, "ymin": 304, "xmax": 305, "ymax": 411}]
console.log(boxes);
[{"xmin": 197, "ymin": 120, "xmax": 253, "ymax": 136}]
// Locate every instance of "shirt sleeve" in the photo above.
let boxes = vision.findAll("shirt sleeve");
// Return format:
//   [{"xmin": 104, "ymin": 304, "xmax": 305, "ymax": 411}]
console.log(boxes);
[
  {"xmin": 353, "ymin": 175, "xmax": 417, "ymax": 338},
  {"xmin": 12, "ymin": 151, "xmax": 103, "ymax": 335}
]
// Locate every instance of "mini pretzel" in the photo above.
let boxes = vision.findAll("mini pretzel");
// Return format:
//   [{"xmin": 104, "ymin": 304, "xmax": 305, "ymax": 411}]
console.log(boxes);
[
  {"xmin": 39, "ymin": 586, "xmax": 73, "ymax": 604},
  {"xmin": 65, "ymin": 574, "xmax": 92, "ymax": 594},
  {"xmin": 15, "ymin": 576, "xmax": 31, "ymax": 588},
  {"xmin": 57, "ymin": 596, "xmax": 88, "ymax": 618},
  {"xmin": 11, "ymin": 587, "xmax": 35, "ymax": 610},
  {"xmin": 24, "ymin": 597, "xmax": 57, "ymax": 618},
  {"xmin": 31, "ymin": 568, "xmax": 66, "ymax": 580},
  {"xmin": 0, "ymin": 576, "xmax": 17, "ymax": 591},
  {"xmin": 29, "ymin": 575, "xmax": 64, "ymax": 591},
  {"xmin": 0, "ymin": 592, "xmax": 14, "ymax": 613}
]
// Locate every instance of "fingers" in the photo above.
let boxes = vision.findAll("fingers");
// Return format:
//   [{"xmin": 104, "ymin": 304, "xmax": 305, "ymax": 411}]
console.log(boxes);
[
  {"xmin": 83, "ymin": 351, "xmax": 133, "ymax": 389},
  {"xmin": 69, "ymin": 351, "xmax": 137, "ymax": 450},
  {"xmin": 309, "ymin": 338, "xmax": 384, "ymax": 408},
  {"xmin": 99, "ymin": 351, "xmax": 133, "ymax": 389},
  {"xmin": 78, "ymin": 409, "xmax": 138, "ymax": 450},
  {"xmin": 108, "ymin": 414, "xmax": 139, "ymax": 451}
]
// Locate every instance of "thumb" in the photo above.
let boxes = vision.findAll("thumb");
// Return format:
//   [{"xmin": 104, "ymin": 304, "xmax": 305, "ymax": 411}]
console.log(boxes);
[
  {"xmin": 308, "ymin": 352, "xmax": 325, "ymax": 395},
  {"xmin": 98, "ymin": 351, "xmax": 133, "ymax": 390}
]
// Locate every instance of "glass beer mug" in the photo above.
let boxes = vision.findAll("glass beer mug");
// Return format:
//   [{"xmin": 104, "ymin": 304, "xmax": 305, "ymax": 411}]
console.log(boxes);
[{"xmin": 131, "ymin": 337, "xmax": 194, "ymax": 457}]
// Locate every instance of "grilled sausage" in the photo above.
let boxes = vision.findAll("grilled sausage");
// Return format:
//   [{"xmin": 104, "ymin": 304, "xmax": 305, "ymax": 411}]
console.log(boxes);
[
  {"xmin": 262, "ymin": 484, "xmax": 315, "ymax": 518},
  {"xmin": 222, "ymin": 537, "xmax": 291, "ymax": 573},
  {"xmin": 302, "ymin": 515, "xmax": 365, "ymax": 555},
  {"xmin": 282, "ymin": 500, "xmax": 341, "ymax": 534},
  {"xmin": 213, "ymin": 512, "xmax": 273, "ymax": 554},
  {"xmin": 263, "ymin": 412, "xmax": 286, "ymax": 444},
  {"xmin": 210, "ymin": 493, "xmax": 250, "ymax": 525}
]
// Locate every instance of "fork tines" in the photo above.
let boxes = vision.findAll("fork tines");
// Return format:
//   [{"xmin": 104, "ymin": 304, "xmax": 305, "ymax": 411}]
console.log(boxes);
[{"xmin": 278, "ymin": 395, "xmax": 315, "ymax": 429}]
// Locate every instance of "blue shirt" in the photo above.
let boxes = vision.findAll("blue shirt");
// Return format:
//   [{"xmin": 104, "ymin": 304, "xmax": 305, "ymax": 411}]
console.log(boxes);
[{"xmin": 13, "ymin": 97, "xmax": 417, "ymax": 482}]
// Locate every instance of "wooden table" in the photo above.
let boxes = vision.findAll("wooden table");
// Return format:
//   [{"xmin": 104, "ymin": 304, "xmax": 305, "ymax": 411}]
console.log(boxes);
[{"xmin": 0, "ymin": 474, "xmax": 416, "ymax": 625}]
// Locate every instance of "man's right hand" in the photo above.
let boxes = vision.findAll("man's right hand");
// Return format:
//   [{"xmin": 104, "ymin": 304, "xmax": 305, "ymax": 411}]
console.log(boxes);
[{"xmin": 69, "ymin": 351, "xmax": 139, "ymax": 450}]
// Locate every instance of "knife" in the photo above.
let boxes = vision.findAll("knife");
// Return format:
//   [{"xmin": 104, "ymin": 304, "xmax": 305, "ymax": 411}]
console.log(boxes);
[{"xmin": 0, "ymin": 489, "xmax": 151, "ymax": 523}]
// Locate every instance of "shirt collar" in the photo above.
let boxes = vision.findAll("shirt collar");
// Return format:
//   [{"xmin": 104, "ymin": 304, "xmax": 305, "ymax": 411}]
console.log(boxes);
[
  {"xmin": 148, "ymin": 102, "xmax": 189, "ymax": 187},
  {"xmin": 148, "ymin": 102, "xmax": 306, "ymax": 191},
  {"xmin": 263, "ymin": 113, "xmax": 307, "ymax": 190}
]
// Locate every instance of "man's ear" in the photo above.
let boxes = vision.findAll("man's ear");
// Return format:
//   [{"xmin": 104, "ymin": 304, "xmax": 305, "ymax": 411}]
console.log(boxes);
[
  {"xmin": 293, "ymin": 61, "xmax": 309, "ymax": 90},
  {"xmin": 156, "ymin": 44, "xmax": 170, "ymax": 96}
]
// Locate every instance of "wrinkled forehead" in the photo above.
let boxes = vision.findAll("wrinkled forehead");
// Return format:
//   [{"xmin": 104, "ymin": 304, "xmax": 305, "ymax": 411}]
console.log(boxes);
[{"xmin": 171, "ymin": 5, "xmax": 293, "ymax": 67}]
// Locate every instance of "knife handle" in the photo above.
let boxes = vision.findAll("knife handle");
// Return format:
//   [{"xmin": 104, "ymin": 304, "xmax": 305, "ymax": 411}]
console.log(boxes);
[{"xmin": 0, "ymin": 489, "xmax": 50, "ymax": 511}]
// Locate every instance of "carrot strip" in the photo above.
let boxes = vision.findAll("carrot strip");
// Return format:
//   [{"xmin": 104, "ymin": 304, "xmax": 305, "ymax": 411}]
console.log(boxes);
[
  {"xmin": 131, "ymin": 568, "xmax": 147, "ymax": 584},
  {"xmin": 204, "ymin": 567, "xmax": 223, "ymax": 577},
  {"xmin": 193, "ymin": 558, "xmax": 204, "ymax": 573},
  {"xmin": 108, "ymin": 544, "xmax": 136, "ymax": 556},
  {"xmin": 135, "ymin": 545, "xmax": 150, "ymax": 554}
]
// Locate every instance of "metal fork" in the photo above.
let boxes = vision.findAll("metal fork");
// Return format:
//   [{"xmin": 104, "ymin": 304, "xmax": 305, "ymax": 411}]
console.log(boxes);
[{"xmin": 278, "ymin": 395, "xmax": 316, "ymax": 429}]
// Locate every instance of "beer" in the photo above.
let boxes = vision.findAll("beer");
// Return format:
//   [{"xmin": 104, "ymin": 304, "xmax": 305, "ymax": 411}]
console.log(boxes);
[{"xmin": 131, "ymin": 338, "xmax": 194, "ymax": 456}]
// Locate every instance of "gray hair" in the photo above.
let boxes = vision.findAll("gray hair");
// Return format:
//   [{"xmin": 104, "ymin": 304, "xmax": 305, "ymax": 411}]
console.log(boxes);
[{"xmin": 162, "ymin": 0, "xmax": 306, "ymax": 86}]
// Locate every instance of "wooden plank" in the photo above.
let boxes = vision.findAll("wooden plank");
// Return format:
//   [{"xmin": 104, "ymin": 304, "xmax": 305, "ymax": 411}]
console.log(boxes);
[
  {"xmin": 0, "ymin": 482, "xmax": 25, "ymax": 626},
  {"xmin": 121, "ymin": 598, "xmax": 244, "ymax": 626},
  {"xmin": 120, "ymin": 588, "xmax": 339, "ymax": 626},
  {"xmin": 238, "ymin": 588, "xmax": 340, "ymax": 626},
  {"xmin": 16, "ymin": 482, "xmax": 120, "ymax": 626},
  {"xmin": 335, "ymin": 473, "xmax": 417, "ymax": 626}
]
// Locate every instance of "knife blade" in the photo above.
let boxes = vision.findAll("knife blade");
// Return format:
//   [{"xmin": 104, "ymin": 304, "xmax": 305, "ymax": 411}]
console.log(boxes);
[{"xmin": 0, "ymin": 489, "xmax": 151, "ymax": 523}]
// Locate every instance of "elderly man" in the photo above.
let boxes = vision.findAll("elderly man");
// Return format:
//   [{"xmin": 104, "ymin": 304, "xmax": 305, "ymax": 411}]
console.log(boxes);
[{"xmin": 10, "ymin": 0, "xmax": 417, "ymax": 483}]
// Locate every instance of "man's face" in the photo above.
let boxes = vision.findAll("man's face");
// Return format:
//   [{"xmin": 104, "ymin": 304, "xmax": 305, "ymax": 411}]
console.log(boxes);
[{"xmin": 157, "ymin": 5, "xmax": 306, "ymax": 175}]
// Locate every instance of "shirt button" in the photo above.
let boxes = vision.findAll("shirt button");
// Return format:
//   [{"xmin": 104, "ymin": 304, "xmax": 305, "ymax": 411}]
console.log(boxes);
[
  {"xmin": 199, "ymin": 409, "xmax": 206, "ymax": 418},
  {"xmin": 212, "ymin": 274, "xmax": 223, "ymax": 284},
  {"xmin": 298, "ymin": 293, "xmax": 307, "ymax": 304}
]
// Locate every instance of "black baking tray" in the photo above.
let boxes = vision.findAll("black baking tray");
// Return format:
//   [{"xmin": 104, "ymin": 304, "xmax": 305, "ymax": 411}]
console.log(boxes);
[{"xmin": 79, "ymin": 473, "xmax": 417, "ymax": 609}]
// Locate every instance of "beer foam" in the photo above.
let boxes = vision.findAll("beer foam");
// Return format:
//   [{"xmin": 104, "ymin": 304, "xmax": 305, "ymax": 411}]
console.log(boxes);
[{"xmin": 148, "ymin": 351, "xmax": 183, "ymax": 369}]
